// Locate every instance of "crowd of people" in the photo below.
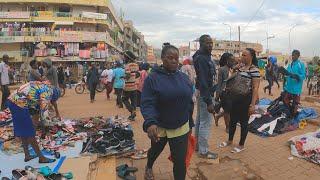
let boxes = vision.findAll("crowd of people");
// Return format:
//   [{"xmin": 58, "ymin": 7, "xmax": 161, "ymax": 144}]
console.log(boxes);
[
  {"xmin": 139, "ymin": 35, "xmax": 306, "ymax": 180},
  {"xmin": 0, "ymin": 32, "xmax": 309, "ymax": 180}
]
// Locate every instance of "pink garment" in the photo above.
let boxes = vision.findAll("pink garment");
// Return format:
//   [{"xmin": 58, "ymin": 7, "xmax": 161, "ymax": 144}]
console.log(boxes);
[
  {"xmin": 137, "ymin": 70, "xmax": 148, "ymax": 92},
  {"xmin": 180, "ymin": 64, "xmax": 196, "ymax": 84},
  {"xmin": 79, "ymin": 50, "xmax": 91, "ymax": 59}
]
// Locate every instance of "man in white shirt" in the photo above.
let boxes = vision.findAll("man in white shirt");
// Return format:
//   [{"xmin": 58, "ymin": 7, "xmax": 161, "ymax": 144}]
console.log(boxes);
[
  {"xmin": 64, "ymin": 66, "xmax": 72, "ymax": 89},
  {"xmin": 0, "ymin": 54, "xmax": 10, "ymax": 110},
  {"xmin": 101, "ymin": 64, "xmax": 114, "ymax": 100}
]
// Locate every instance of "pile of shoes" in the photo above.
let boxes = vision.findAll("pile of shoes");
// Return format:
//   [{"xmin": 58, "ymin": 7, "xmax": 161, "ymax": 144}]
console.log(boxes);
[
  {"xmin": 39, "ymin": 120, "xmax": 87, "ymax": 152},
  {"xmin": 81, "ymin": 125, "xmax": 135, "ymax": 156},
  {"xmin": 0, "ymin": 109, "xmax": 12, "ymax": 127},
  {"xmin": 1, "ymin": 166, "xmax": 73, "ymax": 180}
]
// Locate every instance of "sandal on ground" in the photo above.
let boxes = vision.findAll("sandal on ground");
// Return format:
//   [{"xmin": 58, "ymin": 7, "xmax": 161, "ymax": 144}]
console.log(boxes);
[
  {"xmin": 39, "ymin": 158, "xmax": 56, "ymax": 164},
  {"xmin": 231, "ymin": 147, "xmax": 246, "ymax": 153},
  {"xmin": 24, "ymin": 154, "xmax": 38, "ymax": 162},
  {"xmin": 219, "ymin": 142, "xmax": 231, "ymax": 148},
  {"xmin": 131, "ymin": 149, "xmax": 148, "ymax": 160},
  {"xmin": 198, "ymin": 151, "xmax": 218, "ymax": 159}
]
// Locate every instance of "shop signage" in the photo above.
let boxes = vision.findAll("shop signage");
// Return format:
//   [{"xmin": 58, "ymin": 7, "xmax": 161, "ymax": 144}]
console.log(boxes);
[
  {"xmin": 55, "ymin": 31, "xmax": 80, "ymax": 42},
  {"xmin": 37, "ymin": 11, "xmax": 53, "ymax": 17},
  {"xmin": 0, "ymin": 12, "xmax": 30, "ymax": 19},
  {"xmin": 24, "ymin": 36, "xmax": 41, "ymax": 42},
  {"xmin": 0, "ymin": 36, "xmax": 24, "ymax": 43},
  {"xmin": 82, "ymin": 12, "xmax": 108, "ymax": 20},
  {"xmin": 82, "ymin": 32, "xmax": 106, "ymax": 42}
]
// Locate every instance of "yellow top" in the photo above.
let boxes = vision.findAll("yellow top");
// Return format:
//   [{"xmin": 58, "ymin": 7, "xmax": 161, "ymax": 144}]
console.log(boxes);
[{"xmin": 158, "ymin": 122, "xmax": 190, "ymax": 139}]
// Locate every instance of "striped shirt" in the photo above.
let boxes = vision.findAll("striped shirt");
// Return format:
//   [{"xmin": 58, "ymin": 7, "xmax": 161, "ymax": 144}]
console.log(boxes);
[
  {"xmin": 239, "ymin": 65, "xmax": 261, "ymax": 79},
  {"xmin": 124, "ymin": 63, "xmax": 139, "ymax": 91}
]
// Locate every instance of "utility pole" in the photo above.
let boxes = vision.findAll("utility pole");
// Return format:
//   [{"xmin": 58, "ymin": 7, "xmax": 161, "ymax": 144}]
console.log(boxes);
[
  {"xmin": 289, "ymin": 24, "xmax": 297, "ymax": 54},
  {"xmin": 238, "ymin": 26, "xmax": 241, "ymax": 57}
]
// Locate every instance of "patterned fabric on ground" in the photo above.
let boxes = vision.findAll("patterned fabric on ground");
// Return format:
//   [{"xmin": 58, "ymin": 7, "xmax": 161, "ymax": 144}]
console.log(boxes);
[{"xmin": 289, "ymin": 129, "xmax": 320, "ymax": 165}]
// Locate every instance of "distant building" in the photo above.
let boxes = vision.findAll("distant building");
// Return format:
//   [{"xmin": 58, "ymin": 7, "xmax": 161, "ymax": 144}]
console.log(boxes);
[
  {"xmin": 123, "ymin": 20, "xmax": 147, "ymax": 60},
  {"xmin": 146, "ymin": 45, "xmax": 155, "ymax": 63},
  {"xmin": 179, "ymin": 46, "xmax": 190, "ymax": 59},
  {"xmin": 212, "ymin": 40, "xmax": 263, "ymax": 57}
]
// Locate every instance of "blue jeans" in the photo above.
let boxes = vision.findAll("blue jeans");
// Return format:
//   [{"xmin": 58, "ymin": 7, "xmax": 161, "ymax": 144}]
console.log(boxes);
[{"xmin": 195, "ymin": 96, "xmax": 213, "ymax": 154}]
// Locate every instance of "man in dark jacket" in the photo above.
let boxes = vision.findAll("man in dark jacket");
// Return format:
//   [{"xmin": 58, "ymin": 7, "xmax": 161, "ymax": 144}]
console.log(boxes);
[
  {"xmin": 87, "ymin": 63, "xmax": 100, "ymax": 103},
  {"xmin": 193, "ymin": 34, "xmax": 218, "ymax": 159}
]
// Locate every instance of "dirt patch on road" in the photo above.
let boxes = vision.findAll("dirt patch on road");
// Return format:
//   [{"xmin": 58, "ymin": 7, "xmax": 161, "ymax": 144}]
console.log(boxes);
[{"xmin": 189, "ymin": 156, "xmax": 263, "ymax": 180}]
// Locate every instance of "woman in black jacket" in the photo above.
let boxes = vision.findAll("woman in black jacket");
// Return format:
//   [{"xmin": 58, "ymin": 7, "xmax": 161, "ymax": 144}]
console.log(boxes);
[{"xmin": 141, "ymin": 43, "xmax": 193, "ymax": 180}]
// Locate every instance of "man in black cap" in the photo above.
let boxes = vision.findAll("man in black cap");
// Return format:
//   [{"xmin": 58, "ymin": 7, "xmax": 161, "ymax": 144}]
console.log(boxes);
[
  {"xmin": 0, "ymin": 54, "xmax": 10, "ymax": 110},
  {"xmin": 123, "ymin": 51, "xmax": 140, "ymax": 120}
]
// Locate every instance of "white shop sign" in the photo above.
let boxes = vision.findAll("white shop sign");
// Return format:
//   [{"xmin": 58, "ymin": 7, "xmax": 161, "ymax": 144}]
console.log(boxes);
[{"xmin": 82, "ymin": 12, "xmax": 108, "ymax": 20}]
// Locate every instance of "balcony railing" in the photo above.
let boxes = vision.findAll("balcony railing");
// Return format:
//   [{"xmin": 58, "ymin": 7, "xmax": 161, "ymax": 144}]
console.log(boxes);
[{"xmin": 0, "ymin": 50, "xmax": 29, "ymax": 61}]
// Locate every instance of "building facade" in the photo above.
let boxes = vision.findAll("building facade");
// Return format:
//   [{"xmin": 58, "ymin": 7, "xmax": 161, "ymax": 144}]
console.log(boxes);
[
  {"xmin": 146, "ymin": 45, "xmax": 155, "ymax": 63},
  {"xmin": 123, "ymin": 20, "xmax": 147, "ymax": 61},
  {"xmin": 179, "ymin": 45, "xmax": 190, "ymax": 59},
  {"xmin": 212, "ymin": 40, "xmax": 263, "ymax": 57},
  {"xmin": 0, "ymin": 0, "xmax": 147, "ymax": 64}
]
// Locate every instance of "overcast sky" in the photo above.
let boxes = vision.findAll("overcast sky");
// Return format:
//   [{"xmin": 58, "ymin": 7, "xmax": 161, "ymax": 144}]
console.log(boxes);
[{"xmin": 112, "ymin": 0, "xmax": 320, "ymax": 57}]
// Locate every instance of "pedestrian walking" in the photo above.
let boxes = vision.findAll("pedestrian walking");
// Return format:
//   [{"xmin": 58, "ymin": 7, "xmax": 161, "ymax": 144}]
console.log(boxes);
[
  {"xmin": 28, "ymin": 59, "xmax": 42, "ymax": 82},
  {"xmin": 113, "ymin": 61, "xmax": 125, "ymax": 108},
  {"xmin": 57, "ymin": 64, "xmax": 65, "ymax": 89},
  {"xmin": 264, "ymin": 58, "xmax": 274, "ymax": 96},
  {"xmin": 0, "ymin": 54, "xmax": 10, "ymax": 110},
  {"xmin": 101, "ymin": 64, "xmax": 114, "ymax": 100},
  {"xmin": 193, "ymin": 35, "xmax": 218, "ymax": 159},
  {"xmin": 137, "ymin": 63, "xmax": 150, "ymax": 107},
  {"xmin": 122, "ymin": 51, "xmax": 140, "ymax": 121},
  {"xmin": 219, "ymin": 48, "xmax": 260, "ymax": 153},
  {"xmin": 65, "ymin": 66, "xmax": 72, "ymax": 89},
  {"xmin": 42, "ymin": 58, "xmax": 59, "ymax": 88},
  {"xmin": 214, "ymin": 52, "xmax": 235, "ymax": 133},
  {"xmin": 141, "ymin": 43, "xmax": 193, "ymax": 180},
  {"xmin": 87, "ymin": 63, "xmax": 100, "ymax": 103}
]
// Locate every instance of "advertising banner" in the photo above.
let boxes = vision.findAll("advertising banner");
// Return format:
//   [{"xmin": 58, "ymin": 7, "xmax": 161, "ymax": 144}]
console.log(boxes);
[
  {"xmin": 0, "ymin": 12, "xmax": 30, "ymax": 19},
  {"xmin": 82, "ymin": 12, "xmax": 108, "ymax": 20}
]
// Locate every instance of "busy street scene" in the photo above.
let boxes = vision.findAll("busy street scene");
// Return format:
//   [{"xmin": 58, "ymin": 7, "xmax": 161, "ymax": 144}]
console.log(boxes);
[{"xmin": 0, "ymin": 0, "xmax": 320, "ymax": 180}]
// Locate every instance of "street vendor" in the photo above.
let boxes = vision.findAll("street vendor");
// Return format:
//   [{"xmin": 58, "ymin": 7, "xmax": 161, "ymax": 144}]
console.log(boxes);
[
  {"xmin": 281, "ymin": 50, "xmax": 306, "ymax": 117},
  {"xmin": 6, "ymin": 81, "xmax": 61, "ymax": 163}
]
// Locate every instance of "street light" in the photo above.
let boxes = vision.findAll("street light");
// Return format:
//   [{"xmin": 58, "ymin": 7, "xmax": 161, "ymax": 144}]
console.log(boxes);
[
  {"xmin": 289, "ymin": 24, "xmax": 298, "ymax": 53},
  {"xmin": 265, "ymin": 33, "xmax": 275, "ymax": 54},
  {"xmin": 223, "ymin": 23, "xmax": 232, "ymax": 52}
]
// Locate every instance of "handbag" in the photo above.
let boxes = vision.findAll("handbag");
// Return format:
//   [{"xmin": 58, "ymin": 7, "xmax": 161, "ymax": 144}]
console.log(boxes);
[{"xmin": 225, "ymin": 67, "xmax": 252, "ymax": 98}]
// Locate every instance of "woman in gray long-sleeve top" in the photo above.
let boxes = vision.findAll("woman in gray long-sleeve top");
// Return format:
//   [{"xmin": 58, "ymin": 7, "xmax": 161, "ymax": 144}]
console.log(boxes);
[{"xmin": 215, "ymin": 53, "xmax": 235, "ymax": 133}]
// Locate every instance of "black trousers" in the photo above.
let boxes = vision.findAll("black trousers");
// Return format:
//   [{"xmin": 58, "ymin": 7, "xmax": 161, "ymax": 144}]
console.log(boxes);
[
  {"xmin": 229, "ymin": 95, "xmax": 251, "ymax": 146},
  {"xmin": 1, "ymin": 85, "xmax": 10, "ymax": 110},
  {"xmin": 264, "ymin": 77, "xmax": 273, "ymax": 94},
  {"xmin": 136, "ymin": 91, "xmax": 141, "ymax": 107},
  {"xmin": 89, "ymin": 82, "xmax": 98, "ymax": 101},
  {"xmin": 114, "ymin": 88, "xmax": 123, "ymax": 107},
  {"xmin": 147, "ymin": 133, "xmax": 188, "ymax": 180},
  {"xmin": 122, "ymin": 90, "xmax": 137, "ymax": 112}
]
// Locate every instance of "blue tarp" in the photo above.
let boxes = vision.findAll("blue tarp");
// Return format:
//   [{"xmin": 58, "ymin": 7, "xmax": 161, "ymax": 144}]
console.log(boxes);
[
  {"xmin": 258, "ymin": 98, "xmax": 273, "ymax": 106},
  {"xmin": 293, "ymin": 107, "xmax": 318, "ymax": 124}
]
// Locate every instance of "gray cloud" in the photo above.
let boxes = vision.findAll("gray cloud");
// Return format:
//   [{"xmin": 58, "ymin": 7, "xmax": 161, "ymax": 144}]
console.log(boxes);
[{"xmin": 113, "ymin": 0, "xmax": 320, "ymax": 57}]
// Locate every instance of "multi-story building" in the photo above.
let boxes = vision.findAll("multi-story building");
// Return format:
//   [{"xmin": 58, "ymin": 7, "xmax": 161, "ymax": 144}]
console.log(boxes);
[
  {"xmin": 212, "ymin": 40, "xmax": 263, "ymax": 57},
  {"xmin": 123, "ymin": 20, "xmax": 147, "ymax": 61},
  {"xmin": 0, "ymin": 0, "xmax": 124, "ymax": 65},
  {"xmin": 179, "ymin": 45, "xmax": 190, "ymax": 59},
  {"xmin": 146, "ymin": 45, "xmax": 155, "ymax": 63}
]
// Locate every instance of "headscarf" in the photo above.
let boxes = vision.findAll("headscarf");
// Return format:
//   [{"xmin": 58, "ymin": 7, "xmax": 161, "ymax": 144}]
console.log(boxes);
[{"xmin": 183, "ymin": 58, "xmax": 191, "ymax": 65}]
